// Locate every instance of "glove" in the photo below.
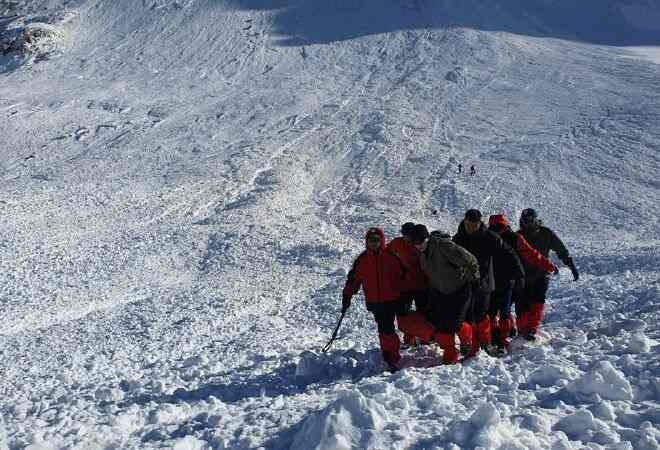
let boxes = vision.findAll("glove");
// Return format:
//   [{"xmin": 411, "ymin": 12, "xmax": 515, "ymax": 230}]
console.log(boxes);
[
  {"xmin": 342, "ymin": 295, "xmax": 351, "ymax": 313},
  {"xmin": 551, "ymin": 264, "xmax": 559, "ymax": 275},
  {"xmin": 565, "ymin": 257, "xmax": 579, "ymax": 281}
]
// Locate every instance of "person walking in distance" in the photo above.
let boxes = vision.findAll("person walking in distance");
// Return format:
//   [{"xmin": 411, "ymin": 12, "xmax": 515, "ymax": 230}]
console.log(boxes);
[
  {"xmin": 516, "ymin": 208, "xmax": 579, "ymax": 341},
  {"xmin": 457, "ymin": 163, "xmax": 463, "ymax": 174},
  {"xmin": 410, "ymin": 224, "xmax": 480, "ymax": 364},
  {"xmin": 487, "ymin": 214, "xmax": 557, "ymax": 349},
  {"xmin": 453, "ymin": 209, "xmax": 521, "ymax": 357},
  {"xmin": 386, "ymin": 222, "xmax": 429, "ymax": 346},
  {"xmin": 470, "ymin": 165, "xmax": 476, "ymax": 176},
  {"xmin": 342, "ymin": 227, "xmax": 407, "ymax": 371}
]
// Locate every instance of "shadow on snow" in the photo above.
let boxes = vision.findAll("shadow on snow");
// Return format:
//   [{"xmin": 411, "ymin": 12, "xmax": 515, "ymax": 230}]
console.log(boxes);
[{"xmin": 220, "ymin": 0, "xmax": 660, "ymax": 46}]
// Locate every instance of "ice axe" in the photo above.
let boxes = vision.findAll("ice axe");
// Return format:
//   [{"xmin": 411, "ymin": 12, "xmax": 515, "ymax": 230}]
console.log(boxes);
[{"xmin": 321, "ymin": 310, "xmax": 347, "ymax": 353}]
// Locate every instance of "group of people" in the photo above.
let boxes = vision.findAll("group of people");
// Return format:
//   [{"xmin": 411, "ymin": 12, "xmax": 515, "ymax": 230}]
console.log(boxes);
[
  {"xmin": 457, "ymin": 164, "xmax": 476, "ymax": 176},
  {"xmin": 341, "ymin": 208, "xmax": 579, "ymax": 370}
]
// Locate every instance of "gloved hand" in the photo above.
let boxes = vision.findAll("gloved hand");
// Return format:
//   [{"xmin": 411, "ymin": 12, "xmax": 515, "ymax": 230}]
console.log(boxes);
[
  {"xmin": 565, "ymin": 257, "xmax": 579, "ymax": 281},
  {"xmin": 551, "ymin": 264, "xmax": 559, "ymax": 275},
  {"xmin": 341, "ymin": 295, "xmax": 351, "ymax": 313}
]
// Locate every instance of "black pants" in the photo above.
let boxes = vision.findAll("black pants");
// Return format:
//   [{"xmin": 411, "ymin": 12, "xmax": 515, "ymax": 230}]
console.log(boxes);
[
  {"xmin": 489, "ymin": 286, "xmax": 513, "ymax": 320},
  {"xmin": 425, "ymin": 284, "xmax": 471, "ymax": 334},
  {"xmin": 470, "ymin": 286, "xmax": 491, "ymax": 324},
  {"xmin": 514, "ymin": 276, "xmax": 550, "ymax": 316},
  {"xmin": 368, "ymin": 300, "xmax": 407, "ymax": 335},
  {"xmin": 400, "ymin": 290, "xmax": 429, "ymax": 314}
]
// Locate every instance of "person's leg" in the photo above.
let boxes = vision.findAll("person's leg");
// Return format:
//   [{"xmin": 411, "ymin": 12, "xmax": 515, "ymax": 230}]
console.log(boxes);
[
  {"xmin": 398, "ymin": 293, "xmax": 416, "ymax": 346},
  {"xmin": 515, "ymin": 279, "xmax": 534, "ymax": 335},
  {"xmin": 489, "ymin": 289, "xmax": 503, "ymax": 345},
  {"xmin": 373, "ymin": 303, "xmax": 401, "ymax": 366},
  {"xmin": 412, "ymin": 290, "xmax": 430, "ymax": 344},
  {"xmin": 527, "ymin": 277, "xmax": 550, "ymax": 338},
  {"xmin": 498, "ymin": 287, "xmax": 514, "ymax": 347},
  {"xmin": 435, "ymin": 284, "xmax": 471, "ymax": 363},
  {"xmin": 469, "ymin": 289, "xmax": 492, "ymax": 356}
]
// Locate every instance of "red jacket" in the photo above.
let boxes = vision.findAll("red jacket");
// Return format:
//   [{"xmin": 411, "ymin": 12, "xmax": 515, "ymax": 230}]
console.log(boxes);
[
  {"xmin": 489, "ymin": 214, "xmax": 557, "ymax": 275},
  {"xmin": 515, "ymin": 233, "xmax": 557, "ymax": 274},
  {"xmin": 343, "ymin": 228, "xmax": 405, "ymax": 304},
  {"xmin": 386, "ymin": 237, "xmax": 428, "ymax": 291}
]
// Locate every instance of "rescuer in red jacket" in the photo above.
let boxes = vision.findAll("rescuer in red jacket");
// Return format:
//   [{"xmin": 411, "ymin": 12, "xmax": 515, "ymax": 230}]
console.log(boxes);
[
  {"xmin": 488, "ymin": 214, "xmax": 557, "ymax": 349},
  {"xmin": 386, "ymin": 222, "xmax": 429, "ymax": 346},
  {"xmin": 342, "ymin": 227, "xmax": 407, "ymax": 371}
]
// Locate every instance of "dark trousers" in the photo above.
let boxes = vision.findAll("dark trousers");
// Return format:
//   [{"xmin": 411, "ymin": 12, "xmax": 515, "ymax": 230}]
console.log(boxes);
[
  {"xmin": 425, "ymin": 284, "xmax": 471, "ymax": 334},
  {"xmin": 400, "ymin": 290, "xmax": 429, "ymax": 314},
  {"xmin": 369, "ymin": 300, "xmax": 407, "ymax": 335},
  {"xmin": 515, "ymin": 276, "xmax": 550, "ymax": 316},
  {"xmin": 470, "ymin": 286, "xmax": 491, "ymax": 324},
  {"xmin": 489, "ymin": 287, "xmax": 513, "ymax": 320}
]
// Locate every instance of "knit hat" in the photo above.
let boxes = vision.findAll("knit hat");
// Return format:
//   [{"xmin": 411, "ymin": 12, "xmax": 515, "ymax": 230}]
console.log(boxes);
[
  {"xmin": 488, "ymin": 214, "xmax": 509, "ymax": 227},
  {"xmin": 400, "ymin": 222, "xmax": 416, "ymax": 236},
  {"xmin": 465, "ymin": 209, "xmax": 482, "ymax": 222}
]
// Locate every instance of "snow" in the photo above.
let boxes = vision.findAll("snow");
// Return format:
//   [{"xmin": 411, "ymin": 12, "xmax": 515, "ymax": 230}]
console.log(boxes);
[
  {"xmin": 1, "ymin": 0, "xmax": 660, "ymax": 449},
  {"xmin": 624, "ymin": 46, "xmax": 660, "ymax": 65}
]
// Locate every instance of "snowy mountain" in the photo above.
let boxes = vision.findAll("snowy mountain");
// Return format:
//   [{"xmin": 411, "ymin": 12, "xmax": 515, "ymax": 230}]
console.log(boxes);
[{"xmin": 1, "ymin": 1, "xmax": 659, "ymax": 449}]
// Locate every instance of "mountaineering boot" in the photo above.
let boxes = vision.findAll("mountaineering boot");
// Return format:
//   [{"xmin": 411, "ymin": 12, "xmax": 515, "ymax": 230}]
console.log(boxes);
[
  {"xmin": 403, "ymin": 333, "xmax": 417, "ymax": 348},
  {"xmin": 379, "ymin": 334, "xmax": 401, "ymax": 368},
  {"xmin": 516, "ymin": 311, "xmax": 530, "ymax": 336},
  {"xmin": 435, "ymin": 333, "xmax": 459, "ymax": 365},
  {"xmin": 458, "ymin": 322, "xmax": 472, "ymax": 355},
  {"xmin": 476, "ymin": 316, "xmax": 492, "ymax": 348},
  {"xmin": 498, "ymin": 316, "xmax": 514, "ymax": 349},
  {"xmin": 482, "ymin": 343, "xmax": 506, "ymax": 357},
  {"xmin": 528, "ymin": 303, "xmax": 545, "ymax": 336},
  {"xmin": 491, "ymin": 318, "xmax": 501, "ymax": 346}
]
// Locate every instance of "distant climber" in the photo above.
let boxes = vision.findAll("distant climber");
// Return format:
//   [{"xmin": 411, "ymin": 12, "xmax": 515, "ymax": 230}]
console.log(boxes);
[
  {"xmin": 470, "ymin": 165, "xmax": 476, "ymax": 176},
  {"xmin": 457, "ymin": 163, "xmax": 463, "ymax": 174}
]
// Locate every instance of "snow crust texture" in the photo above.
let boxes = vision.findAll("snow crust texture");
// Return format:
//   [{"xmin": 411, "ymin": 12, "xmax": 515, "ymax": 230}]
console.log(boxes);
[{"xmin": 1, "ymin": 0, "xmax": 659, "ymax": 449}]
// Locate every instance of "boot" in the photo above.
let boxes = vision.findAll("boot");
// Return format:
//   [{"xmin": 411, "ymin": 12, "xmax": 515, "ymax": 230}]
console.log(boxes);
[
  {"xmin": 490, "ymin": 317, "xmax": 501, "ymax": 346},
  {"xmin": 379, "ymin": 334, "xmax": 401, "ymax": 368},
  {"xmin": 499, "ymin": 316, "xmax": 513, "ymax": 349},
  {"xmin": 403, "ymin": 333, "xmax": 417, "ymax": 348},
  {"xmin": 476, "ymin": 316, "xmax": 492, "ymax": 348},
  {"xmin": 458, "ymin": 322, "xmax": 472, "ymax": 355},
  {"xmin": 467, "ymin": 322, "xmax": 480, "ymax": 358},
  {"xmin": 516, "ymin": 312, "xmax": 530, "ymax": 336},
  {"xmin": 527, "ymin": 303, "xmax": 545, "ymax": 339},
  {"xmin": 436, "ymin": 333, "xmax": 459, "ymax": 364}
]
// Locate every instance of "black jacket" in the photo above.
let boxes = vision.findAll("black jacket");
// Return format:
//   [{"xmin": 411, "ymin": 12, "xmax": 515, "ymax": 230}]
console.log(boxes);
[
  {"xmin": 518, "ymin": 223, "xmax": 570, "ymax": 279},
  {"xmin": 453, "ymin": 221, "xmax": 523, "ymax": 292}
]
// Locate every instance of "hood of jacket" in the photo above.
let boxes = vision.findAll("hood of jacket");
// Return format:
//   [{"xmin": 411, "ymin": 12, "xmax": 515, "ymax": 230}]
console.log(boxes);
[{"xmin": 364, "ymin": 227, "xmax": 386, "ymax": 252}]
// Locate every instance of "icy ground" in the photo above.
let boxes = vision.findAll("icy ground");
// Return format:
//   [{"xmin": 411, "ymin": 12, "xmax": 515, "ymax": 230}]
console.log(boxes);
[{"xmin": 1, "ymin": 1, "xmax": 659, "ymax": 449}]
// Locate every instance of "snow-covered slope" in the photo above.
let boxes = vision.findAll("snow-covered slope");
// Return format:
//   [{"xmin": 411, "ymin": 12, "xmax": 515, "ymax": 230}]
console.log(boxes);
[{"xmin": 1, "ymin": 1, "xmax": 658, "ymax": 449}]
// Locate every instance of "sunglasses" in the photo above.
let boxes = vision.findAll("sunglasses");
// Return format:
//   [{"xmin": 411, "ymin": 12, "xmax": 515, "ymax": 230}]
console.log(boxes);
[{"xmin": 368, "ymin": 236, "xmax": 381, "ymax": 243}]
